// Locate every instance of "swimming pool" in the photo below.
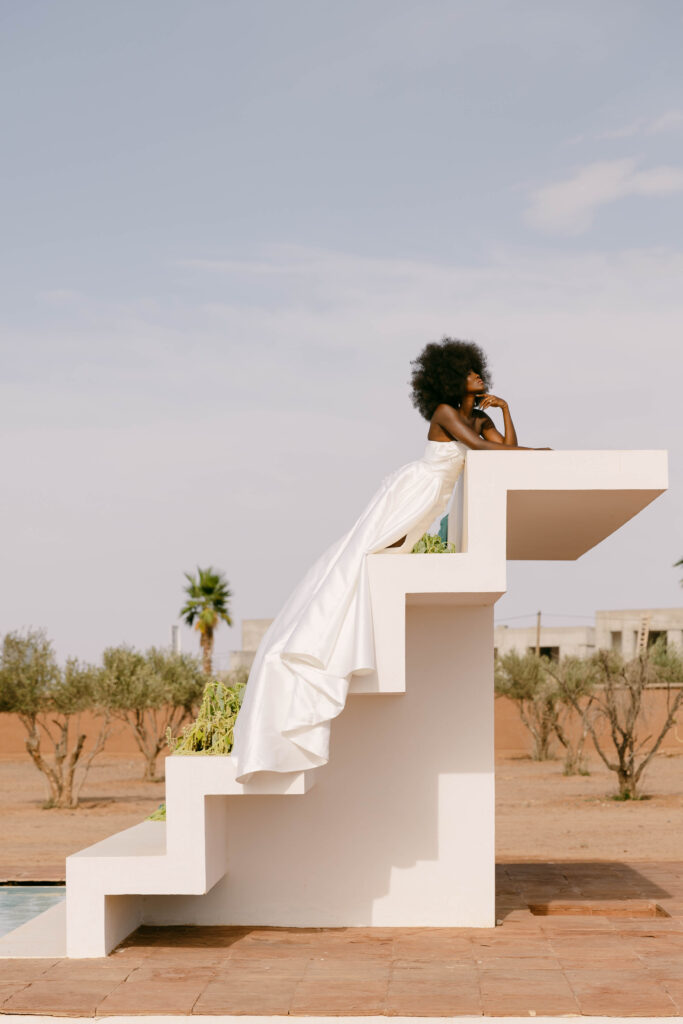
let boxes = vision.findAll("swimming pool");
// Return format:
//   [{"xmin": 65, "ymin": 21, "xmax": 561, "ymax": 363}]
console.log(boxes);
[{"xmin": 0, "ymin": 885, "xmax": 65, "ymax": 938}]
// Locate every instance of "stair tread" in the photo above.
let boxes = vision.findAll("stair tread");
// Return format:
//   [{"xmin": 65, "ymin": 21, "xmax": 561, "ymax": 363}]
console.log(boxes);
[{"xmin": 67, "ymin": 820, "xmax": 166, "ymax": 861}]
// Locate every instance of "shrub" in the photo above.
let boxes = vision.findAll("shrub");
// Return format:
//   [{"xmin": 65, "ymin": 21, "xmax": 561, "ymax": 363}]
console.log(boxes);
[
  {"xmin": 494, "ymin": 651, "xmax": 562, "ymax": 761},
  {"xmin": 170, "ymin": 676, "xmax": 246, "ymax": 755},
  {"xmin": 411, "ymin": 533, "xmax": 456, "ymax": 553}
]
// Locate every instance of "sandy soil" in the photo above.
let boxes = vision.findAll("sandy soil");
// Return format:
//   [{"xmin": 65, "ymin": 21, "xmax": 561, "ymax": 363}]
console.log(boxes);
[
  {"xmin": 0, "ymin": 754, "xmax": 166, "ymax": 880},
  {"xmin": 0, "ymin": 750, "xmax": 681, "ymax": 880},
  {"xmin": 495, "ymin": 749, "xmax": 683, "ymax": 862}
]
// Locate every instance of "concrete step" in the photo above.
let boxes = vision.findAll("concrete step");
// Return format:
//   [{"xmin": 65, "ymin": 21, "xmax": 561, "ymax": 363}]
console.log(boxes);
[{"xmin": 65, "ymin": 756, "xmax": 314, "ymax": 956}]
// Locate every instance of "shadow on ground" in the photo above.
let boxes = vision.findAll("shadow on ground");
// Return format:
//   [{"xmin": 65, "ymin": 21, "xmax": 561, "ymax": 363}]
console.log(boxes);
[{"xmin": 496, "ymin": 860, "xmax": 672, "ymax": 917}]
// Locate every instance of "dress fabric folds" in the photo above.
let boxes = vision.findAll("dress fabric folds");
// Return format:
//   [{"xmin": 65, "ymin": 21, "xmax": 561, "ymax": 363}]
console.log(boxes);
[{"xmin": 232, "ymin": 440, "xmax": 467, "ymax": 781}]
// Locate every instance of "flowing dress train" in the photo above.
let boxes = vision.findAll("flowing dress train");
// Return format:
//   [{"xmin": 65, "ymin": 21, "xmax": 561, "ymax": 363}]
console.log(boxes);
[{"xmin": 232, "ymin": 439, "xmax": 467, "ymax": 781}]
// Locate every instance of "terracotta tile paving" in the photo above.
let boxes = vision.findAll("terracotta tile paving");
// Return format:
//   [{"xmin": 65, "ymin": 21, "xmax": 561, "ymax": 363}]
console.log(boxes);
[
  {"xmin": 386, "ymin": 963, "xmax": 482, "ymax": 1016},
  {"xmin": 3, "ymin": 979, "xmax": 121, "ymax": 1016},
  {"xmin": 479, "ymin": 967, "xmax": 580, "ymax": 1016},
  {"xmin": 2, "ymin": 860, "xmax": 683, "ymax": 1015},
  {"xmin": 0, "ymin": 984, "xmax": 26, "ymax": 1005},
  {"xmin": 195, "ymin": 958, "xmax": 308, "ymax": 1016},
  {"xmin": 97, "ymin": 965, "xmax": 218, "ymax": 1016},
  {"xmin": 290, "ymin": 959, "xmax": 391, "ymax": 1015},
  {"xmin": 0, "ymin": 958, "xmax": 56, "ymax": 983},
  {"xmin": 661, "ymin": 979, "xmax": 683, "ymax": 1008},
  {"xmin": 564, "ymin": 968, "xmax": 678, "ymax": 1016}
]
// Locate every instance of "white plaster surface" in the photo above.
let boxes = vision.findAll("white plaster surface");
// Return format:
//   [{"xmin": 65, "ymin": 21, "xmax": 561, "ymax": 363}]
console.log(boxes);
[
  {"xmin": 65, "ymin": 761, "xmax": 313, "ymax": 957},
  {"xmin": 142, "ymin": 603, "xmax": 495, "ymax": 931},
  {"xmin": 55, "ymin": 450, "xmax": 667, "ymax": 957},
  {"xmin": 0, "ymin": 902, "xmax": 65, "ymax": 959}
]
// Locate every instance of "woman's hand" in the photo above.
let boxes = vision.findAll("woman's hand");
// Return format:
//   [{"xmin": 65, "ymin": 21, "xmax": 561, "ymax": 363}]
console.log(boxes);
[{"xmin": 478, "ymin": 393, "xmax": 508, "ymax": 411}]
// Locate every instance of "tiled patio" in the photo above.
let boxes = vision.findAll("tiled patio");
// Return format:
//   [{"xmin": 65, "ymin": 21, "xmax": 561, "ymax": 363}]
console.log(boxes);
[{"xmin": 2, "ymin": 861, "xmax": 683, "ymax": 1017}]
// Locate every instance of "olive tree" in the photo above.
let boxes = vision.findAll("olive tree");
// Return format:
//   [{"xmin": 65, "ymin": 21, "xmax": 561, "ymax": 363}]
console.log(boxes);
[
  {"xmin": 101, "ymin": 646, "xmax": 204, "ymax": 781},
  {"xmin": 0, "ymin": 630, "xmax": 109, "ymax": 808},
  {"xmin": 557, "ymin": 643, "xmax": 683, "ymax": 799},
  {"xmin": 544, "ymin": 656, "xmax": 599, "ymax": 775},
  {"xmin": 494, "ymin": 650, "xmax": 563, "ymax": 760}
]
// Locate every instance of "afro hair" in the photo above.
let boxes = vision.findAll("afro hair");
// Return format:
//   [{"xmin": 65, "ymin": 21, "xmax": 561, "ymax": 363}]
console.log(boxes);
[{"xmin": 409, "ymin": 337, "xmax": 492, "ymax": 420}]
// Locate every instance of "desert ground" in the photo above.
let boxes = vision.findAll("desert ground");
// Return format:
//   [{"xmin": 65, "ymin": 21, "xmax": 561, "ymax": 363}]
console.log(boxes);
[{"xmin": 0, "ymin": 748, "xmax": 681, "ymax": 880}]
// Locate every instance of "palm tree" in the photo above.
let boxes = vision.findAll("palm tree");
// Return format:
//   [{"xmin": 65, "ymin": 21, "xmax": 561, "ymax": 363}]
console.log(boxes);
[{"xmin": 180, "ymin": 567, "xmax": 233, "ymax": 675}]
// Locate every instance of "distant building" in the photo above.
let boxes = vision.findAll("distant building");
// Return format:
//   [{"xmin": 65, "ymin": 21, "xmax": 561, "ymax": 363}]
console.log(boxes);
[
  {"xmin": 229, "ymin": 619, "xmax": 273, "ymax": 671},
  {"xmin": 495, "ymin": 608, "xmax": 683, "ymax": 661},
  {"xmin": 232, "ymin": 608, "xmax": 683, "ymax": 671},
  {"xmin": 494, "ymin": 623, "xmax": 594, "ymax": 662},
  {"xmin": 594, "ymin": 608, "xmax": 683, "ymax": 659}
]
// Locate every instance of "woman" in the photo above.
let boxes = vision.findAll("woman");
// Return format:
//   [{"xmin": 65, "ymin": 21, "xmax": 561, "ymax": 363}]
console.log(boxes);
[{"xmin": 232, "ymin": 337, "xmax": 548, "ymax": 781}]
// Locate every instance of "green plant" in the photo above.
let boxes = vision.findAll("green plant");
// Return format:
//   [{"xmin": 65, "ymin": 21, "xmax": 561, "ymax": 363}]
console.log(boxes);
[
  {"xmin": 180, "ymin": 567, "xmax": 233, "ymax": 675},
  {"xmin": 0, "ymin": 630, "xmax": 109, "ymax": 808},
  {"xmin": 100, "ymin": 646, "xmax": 204, "ymax": 781},
  {"xmin": 148, "ymin": 803, "xmax": 166, "ymax": 821},
  {"xmin": 411, "ymin": 533, "xmax": 456, "ymax": 554},
  {"xmin": 558, "ymin": 641, "xmax": 683, "ymax": 800},
  {"xmin": 170, "ymin": 677, "xmax": 245, "ymax": 755},
  {"xmin": 494, "ymin": 651, "xmax": 562, "ymax": 761},
  {"xmin": 545, "ymin": 656, "xmax": 599, "ymax": 775}
]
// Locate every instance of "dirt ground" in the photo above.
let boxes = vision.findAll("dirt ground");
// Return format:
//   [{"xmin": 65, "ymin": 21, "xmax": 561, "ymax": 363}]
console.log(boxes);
[
  {"xmin": 0, "ymin": 750, "xmax": 682, "ymax": 881},
  {"xmin": 0, "ymin": 754, "xmax": 166, "ymax": 880}
]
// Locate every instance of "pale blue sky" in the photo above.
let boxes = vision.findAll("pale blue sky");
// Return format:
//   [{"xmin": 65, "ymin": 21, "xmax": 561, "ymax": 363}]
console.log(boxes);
[{"xmin": 2, "ymin": 0, "xmax": 682, "ymax": 665}]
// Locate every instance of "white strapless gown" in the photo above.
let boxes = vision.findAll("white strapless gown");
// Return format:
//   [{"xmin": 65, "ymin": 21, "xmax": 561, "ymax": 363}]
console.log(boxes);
[{"xmin": 232, "ymin": 440, "xmax": 467, "ymax": 781}]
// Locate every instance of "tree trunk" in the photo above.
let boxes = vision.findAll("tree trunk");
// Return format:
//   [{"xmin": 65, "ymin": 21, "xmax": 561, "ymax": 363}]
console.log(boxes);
[
  {"xmin": 25, "ymin": 727, "xmax": 61, "ymax": 807},
  {"xmin": 143, "ymin": 749, "xmax": 161, "ymax": 782},
  {"xmin": 617, "ymin": 768, "xmax": 638, "ymax": 800},
  {"xmin": 61, "ymin": 731, "xmax": 86, "ymax": 808},
  {"xmin": 200, "ymin": 631, "xmax": 213, "ymax": 676},
  {"xmin": 532, "ymin": 701, "xmax": 555, "ymax": 761}
]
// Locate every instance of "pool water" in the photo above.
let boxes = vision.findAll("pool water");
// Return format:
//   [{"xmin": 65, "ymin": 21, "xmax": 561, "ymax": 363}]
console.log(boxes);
[{"xmin": 0, "ymin": 885, "xmax": 65, "ymax": 938}]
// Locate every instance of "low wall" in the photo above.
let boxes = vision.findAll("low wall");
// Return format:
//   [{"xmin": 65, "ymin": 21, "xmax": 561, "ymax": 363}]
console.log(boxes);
[
  {"xmin": 493, "ymin": 688, "xmax": 683, "ymax": 757},
  {"xmin": 2, "ymin": 690, "xmax": 682, "ymax": 758}
]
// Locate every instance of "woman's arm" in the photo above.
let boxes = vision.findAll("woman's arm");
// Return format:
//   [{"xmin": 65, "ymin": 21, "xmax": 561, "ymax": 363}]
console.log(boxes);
[
  {"xmin": 433, "ymin": 404, "xmax": 535, "ymax": 450},
  {"xmin": 478, "ymin": 394, "xmax": 518, "ymax": 446}
]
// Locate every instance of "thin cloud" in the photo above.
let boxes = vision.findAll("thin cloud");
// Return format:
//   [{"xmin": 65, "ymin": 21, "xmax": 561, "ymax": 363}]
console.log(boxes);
[
  {"xmin": 566, "ymin": 110, "xmax": 683, "ymax": 146},
  {"xmin": 599, "ymin": 109, "xmax": 683, "ymax": 140},
  {"xmin": 4, "ymin": 242, "xmax": 683, "ymax": 663},
  {"xmin": 599, "ymin": 120, "xmax": 644, "ymax": 140},
  {"xmin": 649, "ymin": 109, "xmax": 683, "ymax": 133},
  {"xmin": 526, "ymin": 159, "xmax": 683, "ymax": 235}
]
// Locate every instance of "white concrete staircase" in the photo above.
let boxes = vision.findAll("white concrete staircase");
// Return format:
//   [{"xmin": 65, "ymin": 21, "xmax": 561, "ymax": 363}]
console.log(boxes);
[
  {"xmin": 66, "ymin": 756, "xmax": 313, "ymax": 957},
  {"xmin": 54, "ymin": 449, "xmax": 667, "ymax": 958}
]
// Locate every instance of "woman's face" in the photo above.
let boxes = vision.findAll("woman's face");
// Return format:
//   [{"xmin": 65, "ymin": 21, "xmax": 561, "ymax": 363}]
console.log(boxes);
[{"xmin": 465, "ymin": 369, "xmax": 486, "ymax": 394}]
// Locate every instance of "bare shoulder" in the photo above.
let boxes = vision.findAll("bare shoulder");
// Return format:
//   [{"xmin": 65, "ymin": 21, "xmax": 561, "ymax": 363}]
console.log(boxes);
[
  {"xmin": 429, "ymin": 403, "xmax": 461, "ymax": 441},
  {"xmin": 473, "ymin": 410, "xmax": 494, "ymax": 432},
  {"xmin": 433, "ymin": 402, "xmax": 460, "ymax": 420}
]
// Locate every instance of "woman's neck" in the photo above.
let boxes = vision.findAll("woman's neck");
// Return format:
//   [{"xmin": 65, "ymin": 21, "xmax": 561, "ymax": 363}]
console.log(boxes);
[{"xmin": 460, "ymin": 394, "xmax": 477, "ymax": 418}]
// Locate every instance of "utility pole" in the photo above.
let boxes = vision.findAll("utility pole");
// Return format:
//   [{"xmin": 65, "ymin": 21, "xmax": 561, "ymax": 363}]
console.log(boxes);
[
  {"xmin": 535, "ymin": 611, "xmax": 541, "ymax": 656},
  {"xmin": 171, "ymin": 625, "xmax": 181, "ymax": 654}
]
